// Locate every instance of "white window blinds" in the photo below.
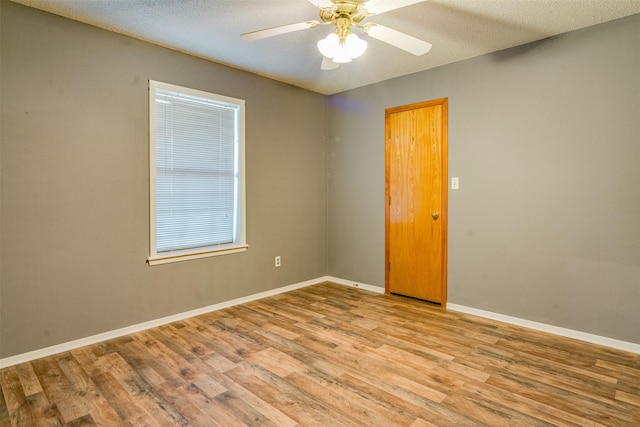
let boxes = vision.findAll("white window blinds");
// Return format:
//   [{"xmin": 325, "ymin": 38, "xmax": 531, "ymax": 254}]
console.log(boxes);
[{"xmin": 149, "ymin": 81, "xmax": 246, "ymax": 263}]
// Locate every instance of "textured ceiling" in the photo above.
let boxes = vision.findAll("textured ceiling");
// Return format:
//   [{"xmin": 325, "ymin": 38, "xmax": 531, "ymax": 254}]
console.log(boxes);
[{"xmin": 11, "ymin": 0, "xmax": 640, "ymax": 95}]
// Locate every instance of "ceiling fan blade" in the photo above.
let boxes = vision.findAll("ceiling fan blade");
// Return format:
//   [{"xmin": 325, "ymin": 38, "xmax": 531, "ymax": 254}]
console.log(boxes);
[
  {"xmin": 308, "ymin": 0, "xmax": 334, "ymax": 8},
  {"xmin": 321, "ymin": 56, "xmax": 340, "ymax": 71},
  {"xmin": 241, "ymin": 21, "xmax": 319, "ymax": 41},
  {"xmin": 366, "ymin": 24, "xmax": 432, "ymax": 56},
  {"xmin": 363, "ymin": 0, "xmax": 426, "ymax": 15}
]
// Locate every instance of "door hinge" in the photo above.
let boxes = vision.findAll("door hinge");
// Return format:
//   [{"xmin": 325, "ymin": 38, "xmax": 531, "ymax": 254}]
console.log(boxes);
[
  {"xmin": 388, "ymin": 262, "xmax": 391, "ymax": 271},
  {"xmin": 389, "ymin": 195, "xmax": 391, "ymax": 205}
]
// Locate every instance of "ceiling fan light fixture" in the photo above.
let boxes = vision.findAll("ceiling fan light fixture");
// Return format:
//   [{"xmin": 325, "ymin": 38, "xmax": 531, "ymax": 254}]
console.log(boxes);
[
  {"xmin": 243, "ymin": 0, "xmax": 433, "ymax": 73},
  {"xmin": 317, "ymin": 32, "xmax": 367, "ymax": 63}
]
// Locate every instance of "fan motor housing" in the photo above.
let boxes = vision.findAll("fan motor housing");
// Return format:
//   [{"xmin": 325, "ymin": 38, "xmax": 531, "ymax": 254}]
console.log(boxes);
[{"xmin": 319, "ymin": 1, "xmax": 370, "ymax": 25}]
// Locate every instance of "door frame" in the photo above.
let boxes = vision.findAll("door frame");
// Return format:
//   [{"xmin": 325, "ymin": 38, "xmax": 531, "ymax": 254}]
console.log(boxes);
[{"xmin": 384, "ymin": 98, "xmax": 448, "ymax": 306}]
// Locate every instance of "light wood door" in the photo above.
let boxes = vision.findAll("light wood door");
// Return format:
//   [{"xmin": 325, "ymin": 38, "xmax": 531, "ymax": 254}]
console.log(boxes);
[{"xmin": 385, "ymin": 98, "xmax": 448, "ymax": 304}]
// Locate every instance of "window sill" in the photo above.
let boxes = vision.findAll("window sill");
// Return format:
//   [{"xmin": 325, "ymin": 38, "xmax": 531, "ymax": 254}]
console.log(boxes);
[{"xmin": 148, "ymin": 244, "xmax": 248, "ymax": 266}]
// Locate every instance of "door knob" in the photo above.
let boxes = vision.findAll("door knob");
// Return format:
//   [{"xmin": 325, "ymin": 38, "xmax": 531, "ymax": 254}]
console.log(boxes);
[{"xmin": 432, "ymin": 211, "xmax": 440, "ymax": 220}]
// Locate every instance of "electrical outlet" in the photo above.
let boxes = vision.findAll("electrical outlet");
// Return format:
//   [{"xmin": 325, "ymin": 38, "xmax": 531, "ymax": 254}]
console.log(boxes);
[{"xmin": 275, "ymin": 256, "xmax": 281, "ymax": 267}]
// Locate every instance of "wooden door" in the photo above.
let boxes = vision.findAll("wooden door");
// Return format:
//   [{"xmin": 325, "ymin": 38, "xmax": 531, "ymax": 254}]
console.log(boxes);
[{"xmin": 385, "ymin": 98, "xmax": 448, "ymax": 305}]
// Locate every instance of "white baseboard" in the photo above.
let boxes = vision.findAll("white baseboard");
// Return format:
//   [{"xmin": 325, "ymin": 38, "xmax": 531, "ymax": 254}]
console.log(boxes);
[
  {"xmin": 2, "ymin": 277, "xmax": 636, "ymax": 368},
  {"xmin": 447, "ymin": 303, "xmax": 640, "ymax": 355},
  {"xmin": 324, "ymin": 276, "xmax": 385, "ymax": 294},
  {"xmin": 0, "ymin": 277, "xmax": 325, "ymax": 368},
  {"xmin": 329, "ymin": 277, "xmax": 640, "ymax": 354},
  {"xmin": 329, "ymin": 278, "xmax": 639, "ymax": 354}
]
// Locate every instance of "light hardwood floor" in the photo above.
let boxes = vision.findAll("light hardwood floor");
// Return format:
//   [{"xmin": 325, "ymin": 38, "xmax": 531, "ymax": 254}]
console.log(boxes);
[{"xmin": 1, "ymin": 282, "xmax": 639, "ymax": 426}]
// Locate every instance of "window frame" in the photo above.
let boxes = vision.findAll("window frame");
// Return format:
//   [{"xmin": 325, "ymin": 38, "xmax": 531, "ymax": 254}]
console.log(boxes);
[{"xmin": 148, "ymin": 80, "xmax": 247, "ymax": 266}]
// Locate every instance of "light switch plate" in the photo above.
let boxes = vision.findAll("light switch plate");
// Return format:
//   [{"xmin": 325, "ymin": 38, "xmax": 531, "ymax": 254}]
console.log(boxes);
[{"xmin": 452, "ymin": 177, "xmax": 459, "ymax": 190}]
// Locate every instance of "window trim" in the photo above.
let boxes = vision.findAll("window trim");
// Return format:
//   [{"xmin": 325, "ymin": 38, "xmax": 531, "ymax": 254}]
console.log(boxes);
[{"xmin": 148, "ymin": 80, "xmax": 247, "ymax": 266}]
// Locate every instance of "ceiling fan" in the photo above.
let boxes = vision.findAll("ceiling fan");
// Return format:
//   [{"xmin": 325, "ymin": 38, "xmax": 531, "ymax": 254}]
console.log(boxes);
[{"xmin": 240, "ymin": 0, "xmax": 431, "ymax": 70}]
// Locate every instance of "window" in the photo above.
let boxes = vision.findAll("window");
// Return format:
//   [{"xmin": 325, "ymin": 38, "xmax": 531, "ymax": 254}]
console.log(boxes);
[{"xmin": 148, "ymin": 81, "xmax": 246, "ymax": 265}]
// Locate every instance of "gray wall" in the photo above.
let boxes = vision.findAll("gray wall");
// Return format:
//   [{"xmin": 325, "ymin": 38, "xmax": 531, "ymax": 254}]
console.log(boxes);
[
  {"xmin": 0, "ymin": 2, "xmax": 328, "ymax": 358},
  {"xmin": 328, "ymin": 14, "xmax": 640, "ymax": 344}
]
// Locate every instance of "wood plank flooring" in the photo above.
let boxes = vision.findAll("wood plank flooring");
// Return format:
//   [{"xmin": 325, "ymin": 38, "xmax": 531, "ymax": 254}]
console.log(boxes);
[{"xmin": 1, "ymin": 282, "xmax": 639, "ymax": 426}]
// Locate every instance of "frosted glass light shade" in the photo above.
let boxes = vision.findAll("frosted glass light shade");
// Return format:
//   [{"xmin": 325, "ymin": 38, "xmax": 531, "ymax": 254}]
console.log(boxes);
[
  {"xmin": 344, "ymin": 33, "xmax": 367, "ymax": 58},
  {"xmin": 332, "ymin": 49, "xmax": 352, "ymax": 63},
  {"xmin": 317, "ymin": 32, "xmax": 367, "ymax": 63},
  {"xmin": 317, "ymin": 33, "xmax": 340, "ymax": 58}
]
